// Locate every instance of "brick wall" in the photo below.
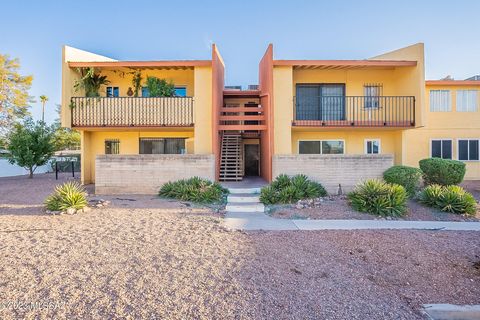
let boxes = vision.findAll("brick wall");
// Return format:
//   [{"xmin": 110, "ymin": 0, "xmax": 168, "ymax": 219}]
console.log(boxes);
[
  {"xmin": 272, "ymin": 154, "xmax": 394, "ymax": 193},
  {"xmin": 95, "ymin": 154, "xmax": 215, "ymax": 194}
]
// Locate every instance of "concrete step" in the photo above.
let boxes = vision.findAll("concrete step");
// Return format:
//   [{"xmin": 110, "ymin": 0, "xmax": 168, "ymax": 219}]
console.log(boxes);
[
  {"xmin": 227, "ymin": 187, "xmax": 261, "ymax": 194},
  {"xmin": 226, "ymin": 202, "xmax": 265, "ymax": 213},
  {"xmin": 228, "ymin": 194, "xmax": 260, "ymax": 203}
]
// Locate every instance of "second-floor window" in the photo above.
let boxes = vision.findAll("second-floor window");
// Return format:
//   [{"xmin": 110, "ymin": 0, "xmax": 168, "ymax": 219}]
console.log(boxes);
[
  {"xmin": 139, "ymin": 138, "xmax": 186, "ymax": 154},
  {"xmin": 364, "ymin": 84, "xmax": 382, "ymax": 109},
  {"xmin": 106, "ymin": 87, "xmax": 119, "ymax": 97},
  {"xmin": 431, "ymin": 139, "xmax": 452, "ymax": 159},
  {"xmin": 430, "ymin": 90, "xmax": 451, "ymax": 112},
  {"xmin": 456, "ymin": 90, "xmax": 478, "ymax": 112}
]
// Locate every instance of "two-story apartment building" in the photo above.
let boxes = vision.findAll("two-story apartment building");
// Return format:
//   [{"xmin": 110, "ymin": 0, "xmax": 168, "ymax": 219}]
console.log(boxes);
[{"xmin": 61, "ymin": 43, "xmax": 480, "ymax": 194}]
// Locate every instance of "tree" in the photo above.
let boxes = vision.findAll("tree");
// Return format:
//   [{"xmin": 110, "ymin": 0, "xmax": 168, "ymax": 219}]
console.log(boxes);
[
  {"xmin": 53, "ymin": 104, "xmax": 80, "ymax": 151},
  {"xmin": 0, "ymin": 54, "xmax": 33, "ymax": 136},
  {"xmin": 7, "ymin": 119, "xmax": 55, "ymax": 178},
  {"xmin": 39, "ymin": 95, "xmax": 48, "ymax": 122}
]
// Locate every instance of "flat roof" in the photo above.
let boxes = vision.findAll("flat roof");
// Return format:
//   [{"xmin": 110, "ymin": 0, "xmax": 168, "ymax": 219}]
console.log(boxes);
[
  {"xmin": 68, "ymin": 60, "xmax": 211, "ymax": 68},
  {"xmin": 426, "ymin": 80, "xmax": 480, "ymax": 86},
  {"xmin": 273, "ymin": 59, "xmax": 417, "ymax": 70}
]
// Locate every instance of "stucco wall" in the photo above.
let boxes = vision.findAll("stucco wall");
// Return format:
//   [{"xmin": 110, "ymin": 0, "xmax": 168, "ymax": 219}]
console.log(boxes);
[
  {"xmin": 272, "ymin": 154, "xmax": 394, "ymax": 193},
  {"xmin": 95, "ymin": 154, "xmax": 215, "ymax": 194}
]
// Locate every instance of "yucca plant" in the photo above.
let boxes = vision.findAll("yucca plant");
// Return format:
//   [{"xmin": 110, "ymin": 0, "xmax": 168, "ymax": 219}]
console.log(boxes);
[
  {"xmin": 74, "ymin": 67, "xmax": 110, "ymax": 97},
  {"xmin": 259, "ymin": 174, "xmax": 327, "ymax": 205},
  {"xmin": 419, "ymin": 184, "xmax": 477, "ymax": 215},
  {"xmin": 348, "ymin": 179, "xmax": 408, "ymax": 217},
  {"xmin": 44, "ymin": 181, "xmax": 88, "ymax": 211},
  {"xmin": 159, "ymin": 177, "xmax": 228, "ymax": 203}
]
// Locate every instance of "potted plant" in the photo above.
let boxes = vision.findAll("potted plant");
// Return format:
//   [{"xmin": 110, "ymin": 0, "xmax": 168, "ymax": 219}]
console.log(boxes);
[{"xmin": 74, "ymin": 67, "xmax": 110, "ymax": 97}]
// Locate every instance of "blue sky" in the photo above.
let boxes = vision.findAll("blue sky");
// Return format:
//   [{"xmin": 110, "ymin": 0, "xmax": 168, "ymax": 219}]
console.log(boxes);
[{"xmin": 1, "ymin": 0, "xmax": 479, "ymax": 124}]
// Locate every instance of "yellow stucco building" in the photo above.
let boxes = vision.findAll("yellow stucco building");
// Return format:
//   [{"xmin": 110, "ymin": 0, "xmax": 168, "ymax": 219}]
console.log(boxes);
[{"xmin": 61, "ymin": 43, "xmax": 480, "ymax": 194}]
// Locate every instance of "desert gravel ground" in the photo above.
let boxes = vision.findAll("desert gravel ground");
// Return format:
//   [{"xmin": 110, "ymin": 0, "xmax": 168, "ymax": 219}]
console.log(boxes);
[{"xmin": 0, "ymin": 174, "xmax": 479, "ymax": 319}]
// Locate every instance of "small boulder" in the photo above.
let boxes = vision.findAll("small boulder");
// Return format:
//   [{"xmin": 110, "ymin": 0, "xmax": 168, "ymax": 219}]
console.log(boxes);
[{"xmin": 66, "ymin": 208, "xmax": 76, "ymax": 215}]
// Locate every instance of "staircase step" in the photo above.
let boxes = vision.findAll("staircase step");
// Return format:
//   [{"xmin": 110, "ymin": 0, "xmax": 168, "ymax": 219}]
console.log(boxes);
[
  {"xmin": 228, "ymin": 194, "xmax": 260, "ymax": 203},
  {"xmin": 226, "ymin": 203, "xmax": 265, "ymax": 213},
  {"xmin": 227, "ymin": 187, "xmax": 261, "ymax": 194}
]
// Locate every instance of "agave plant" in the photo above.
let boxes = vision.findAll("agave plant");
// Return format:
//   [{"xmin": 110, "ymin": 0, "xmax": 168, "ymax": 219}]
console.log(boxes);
[
  {"xmin": 44, "ymin": 181, "xmax": 88, "ymax": 211},
  {"xmin": 259, "ymin": 174, "xmax": 327, "ymax": 205}
]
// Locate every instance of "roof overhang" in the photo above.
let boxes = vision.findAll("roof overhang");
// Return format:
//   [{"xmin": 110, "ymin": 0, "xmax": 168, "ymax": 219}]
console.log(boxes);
[
  {"xmin": 426, "ymin": 80, "xmax": 480, "ymax": 86},
  {"xmin": 68, "ymin": 60, "xmax": 212, "ymax": 69},
  {"xmin": 273, "ymin": 59, "xmax": 417, "ymax": 70}
]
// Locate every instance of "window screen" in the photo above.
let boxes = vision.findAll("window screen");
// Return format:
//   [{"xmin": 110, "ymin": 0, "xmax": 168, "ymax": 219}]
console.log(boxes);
[{"xmin": 431, "ymin": 140, "xmax": 452, "ymax": 159}]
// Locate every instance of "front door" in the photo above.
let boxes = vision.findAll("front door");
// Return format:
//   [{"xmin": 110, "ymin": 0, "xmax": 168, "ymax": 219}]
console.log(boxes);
[{"xmin": 244, "ymin": 144, "xmax": 259, "ymax": 176}]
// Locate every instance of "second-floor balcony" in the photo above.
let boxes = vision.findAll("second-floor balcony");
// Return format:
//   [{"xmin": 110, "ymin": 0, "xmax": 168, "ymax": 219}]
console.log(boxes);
[
  {"xmin": 293, "ymin": 96, "xmax": 415, "ymax": 127},
  {"xmin": 71, "ymin": 97, "xmax": 194, "ymax": 127}
]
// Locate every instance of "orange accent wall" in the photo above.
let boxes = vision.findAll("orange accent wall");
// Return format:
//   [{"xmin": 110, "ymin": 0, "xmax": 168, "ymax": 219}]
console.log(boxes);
[
  {"xmin": 259, "ymin": 44, "xmax": 274, "ymax": 182},
  {"xmin": 212, "ymin": 44, "xmax": 225, "ymax": 181}
]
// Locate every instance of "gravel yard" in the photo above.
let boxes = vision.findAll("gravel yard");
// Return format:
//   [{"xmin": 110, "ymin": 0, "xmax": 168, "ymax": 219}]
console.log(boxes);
[{"xmin": 0, "ymin": 173, "xmax": 479, "ymax": 319}]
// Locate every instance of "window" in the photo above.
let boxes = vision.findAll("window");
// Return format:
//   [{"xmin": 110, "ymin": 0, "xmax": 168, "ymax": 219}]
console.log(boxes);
[
  {"xmin": 456, "ymin": 90, "xmax": 478, "ymax": 112},
  {"xmin": 299, "ymin": 140, "xmax": 344, "ymax": 154},
  {"xmin": 431, "ymin": 139, "xmax": 452, "ymax": 159},
  {"xmin": 141, "ymin": 87, "xmax": 149, "ymax": 97},
  {"xmin": 106, "ymin": 87, "xmax": 119, "ymax": 97},
  {"xmin": 295, "ymin": 84, "xmax": 346, "ymax": 121},
  {"xmin": 174, "ymin": 87, "xmax": 187, "ymax": 97},
  {"xmin": 139, "ymin": 138, "xmax": 186, "ymax": 154},
  {"xmin": 458, "ymin": 139, "xmax": 479, "ymax": 161},
  {"xmin": 364, "ymin": 84, "xmax": 382, "ymax": 109},
  {"xmin": 365, "ymin": 139, "xmax": 381, "ymax": 154},
  {"xmin": 429, "ymin": 90, "xmax": 451, "ymax": 111},
  {"xmin": 105, "ymin": 139, "xmax": 120, "ymax": 154}
]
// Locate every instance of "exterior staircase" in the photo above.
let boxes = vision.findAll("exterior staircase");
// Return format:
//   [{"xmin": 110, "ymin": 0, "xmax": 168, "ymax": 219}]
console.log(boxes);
[{"xmin": 219, "ymin": 133, "xmax": 243, "ymax": 181}]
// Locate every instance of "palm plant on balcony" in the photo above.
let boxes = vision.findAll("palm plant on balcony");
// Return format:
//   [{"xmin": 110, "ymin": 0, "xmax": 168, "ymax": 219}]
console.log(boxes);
[
  {"xmin": 74, "ymin": 67, "xmax": 110, "ymax": 97},
  {"xmin": 145, "ymin": 76, "xmax": 175, "ymax": 97},
  {"xmin": 131, "ymin": 70, "xmax": 143, "ymax": 97}
]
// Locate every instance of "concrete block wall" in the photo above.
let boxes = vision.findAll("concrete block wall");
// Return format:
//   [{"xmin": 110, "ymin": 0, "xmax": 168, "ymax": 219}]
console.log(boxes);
[
  {"xmin": 95, "ymin": 154, "xmax": 215, "ymax": 194},
  {"xmin": 272, "ymin": 154, "xmax": 394, "ymax": 193}
]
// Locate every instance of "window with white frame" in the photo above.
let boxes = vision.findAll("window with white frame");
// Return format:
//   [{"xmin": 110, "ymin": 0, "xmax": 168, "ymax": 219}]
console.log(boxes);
[
  {"xmin": 429, "ymin": 90, "xmax": 451, "ymax": 112},
  {"xmin": 299, "ymin": 140, "xmax": 344, "ymax": 154},
  {"xmin": 431, "ymin": 139, "xmax": 452, "ymax": 159},
  {"xmin": 365, "ymin": 139, "xmax": 380, "ymax": 154},
  {"xmin": 456, "ymin": 90, "xmax": 478, "ymax": 112},
  {"xmin": 458, "ymin": 139, "xmax": 479, "ymax": 161}
]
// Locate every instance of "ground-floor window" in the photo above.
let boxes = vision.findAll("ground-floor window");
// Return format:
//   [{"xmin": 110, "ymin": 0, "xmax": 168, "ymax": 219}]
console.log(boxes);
[
  {"xmin": 431, "ymin": 139, "xmax": 452, "ymax": 159},
  {"xmin": 105, "ymin": 139, "xmax": 120, "ymax": 154},
  {"xmin": 364, "ymin": 139, "xmax": 381, "ymax": 154},
  {"xmin": 139, "ymin": 138, "xmax": 186, "ymax": 154},
  {"xmin": 299, "ymin": 140, "xmax": 344, "ymax": 154},
  {"xmin": 458, "ymin": 139, "xmax": 479, "ymax": 161}
]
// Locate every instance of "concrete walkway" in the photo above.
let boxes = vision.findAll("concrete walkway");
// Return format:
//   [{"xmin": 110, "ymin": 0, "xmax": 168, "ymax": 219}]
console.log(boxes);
[{"xmin": 224, "ymin": 212, "xmax": 480, "ymax": 231}]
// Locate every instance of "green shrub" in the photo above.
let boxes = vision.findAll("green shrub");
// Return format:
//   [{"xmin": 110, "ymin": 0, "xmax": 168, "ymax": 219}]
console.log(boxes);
[
  {"xmin": 44, "ymin": 181, "xmax": 88, "ymax": 211},
  {"xmin": 260, "ymin": 174, "xmax": 327, "ymax": 205},
  {"xmin": 419, "ymin": 158, "xmax": 466, "ymax": 186},
  {"xmin": 383, "ymin": 165, "xmax": 422, "ymax": 197},
  {"xmin": 418, "ymin": 184, "xmax": 477, "ymax": 215},
  {"xmin": 159, "ymin": 177, "xmax": 228, "ymax": 203},
  {"xmin": 348, "ymin": 179, "xmax": 408, "ymax": 217}
]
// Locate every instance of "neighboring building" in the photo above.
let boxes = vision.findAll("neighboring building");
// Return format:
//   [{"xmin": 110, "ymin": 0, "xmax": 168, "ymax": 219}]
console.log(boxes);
[{"xmin": 61, "ymin": 43, "xmax": 480, "ymax": 194}]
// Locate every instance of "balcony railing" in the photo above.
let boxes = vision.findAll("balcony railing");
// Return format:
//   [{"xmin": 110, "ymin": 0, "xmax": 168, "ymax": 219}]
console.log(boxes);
[
  {"xmin": 293, "ymin": 96, "xmax": 415, "ymax": 127},
  {"xmin": 71, "ymin": 97, "xmax": 194, "ymax": 127}
]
